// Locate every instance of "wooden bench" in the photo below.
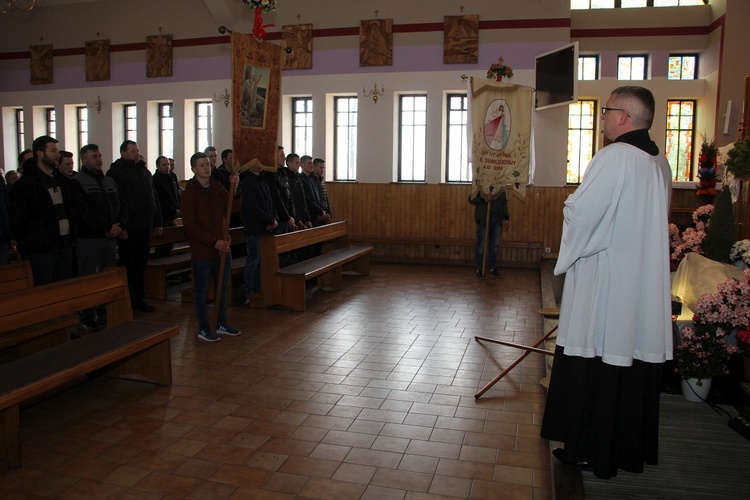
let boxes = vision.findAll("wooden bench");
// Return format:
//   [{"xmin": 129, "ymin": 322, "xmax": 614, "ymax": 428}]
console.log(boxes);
[
  {"xmin": 0, "ymin": 268, "xmax": 179, "ymax": 468},
  {"xmin": 0, "ymin": 261, "xmax": 79, "ymax": 363},
  {"xmin": 144, "ymin": 225, "xmax": 244, "ymax": 300},
  {"xmin": 247, "ymin": 220, "xmax": 373, "ymax": 311}
]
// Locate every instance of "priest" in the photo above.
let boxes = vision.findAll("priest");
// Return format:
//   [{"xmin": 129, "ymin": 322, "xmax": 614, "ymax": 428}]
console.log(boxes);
[{"xmin": 541, "ymin": 86, "xmax": 673, "ymax": 479}]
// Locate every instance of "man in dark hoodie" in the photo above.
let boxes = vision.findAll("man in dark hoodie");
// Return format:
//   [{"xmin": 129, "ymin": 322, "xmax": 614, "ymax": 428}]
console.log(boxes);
[
  {"xmin": 107, "ymin": 140, "xmax": 163, "ymax": 312},
  {"xmin": 9, "ymin": 135, "xmax": 75, "ymax": 285},
  {"xmin": 70, "ymin": 143, "xmax": 127, "ymax": 330}
]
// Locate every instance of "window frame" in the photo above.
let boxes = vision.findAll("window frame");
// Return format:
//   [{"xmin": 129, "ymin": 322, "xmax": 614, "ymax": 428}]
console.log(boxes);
[
  {"xmin": 617, "ymin": 54, "xmax": 649, "ymax": 80},
  {"xmin": 398, "ymin": 94, "xmax": 427, "ymax": 183},
  {"xmin": 15, "ymin": 108, "xmax": 25, "ymax": 156},
  {"xmin": 668, "ymin": 54, "xmax": 699, "ymax": 80},
  {"xmin": 124, "ymin": 104, "xmax": 137, "ymax": 143},
  {"xmin": 333, "ymin": 95, "xmax": 358, "ymax": 182},
  {"xmin": 445, "ymin": 92, "xmax": 470, "ymax": 183},
  {"xmin": 195, "ymin": 100, "xmax": 213, "ymax": 153},
  {"xmin": 158, "ymin": 102, "xmax": 174, "ymax": 159},
  {"xmin": 291, "ymin": 96, "xmax": 313, "ymax": 157},
  {"xmin": 578, "ymin": 55, "xmax": 600, "ymax": 81},
  {"xmin": 76, "ymin": 105, "xmax": 89, "ymax": 150},
  {"xmin": 45, "ymin": 107, "xmax": 56, "ymax": 138}
]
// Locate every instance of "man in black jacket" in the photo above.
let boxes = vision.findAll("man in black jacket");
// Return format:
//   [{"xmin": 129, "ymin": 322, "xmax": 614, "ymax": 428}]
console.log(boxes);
[
  {"xmin": 107, "ymin": 140, "xmax": 163, "ymax": 312},
  {"xmin": 241, "ymin": 159, "xmax": 277, "ymax": 297},
  {"xmin": 70, "ymin": 143, "xmax": 127, "ymax": 329},
  {"xmin": 152, "ymin": 155, "xmax": 181, "ymax": 258},
  {"xmin": 9, "ymin": 135, "xmax": 75, "ymax": 285}
]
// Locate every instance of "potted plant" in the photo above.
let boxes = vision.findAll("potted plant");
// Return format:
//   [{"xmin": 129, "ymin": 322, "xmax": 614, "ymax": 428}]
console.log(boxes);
[
  {"xmin": 730, "ymin": 239, "xmax": 750, "ymax": 269},
  {"xmin": 677, "ymin": 321, "xmax": 736, "ymax": 401}
]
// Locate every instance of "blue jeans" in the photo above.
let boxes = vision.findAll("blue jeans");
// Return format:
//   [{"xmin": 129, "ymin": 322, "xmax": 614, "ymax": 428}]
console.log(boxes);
[
  {"xmin": 475, "ymin": 221, "xmax": 503, "ymax": 271},
  {"xmin": 243, "ymin": 235, "xmax": 261, "ymax": 295},
  {"xmin": 193, "ymin": 254, "xmax": 231, "ymax": 332}
]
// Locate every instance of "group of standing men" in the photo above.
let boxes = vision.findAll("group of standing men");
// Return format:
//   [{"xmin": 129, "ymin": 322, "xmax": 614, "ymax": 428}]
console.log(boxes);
[{"xmin": 4, "ymin": 136, "xmax": 176, "ymax": 330}]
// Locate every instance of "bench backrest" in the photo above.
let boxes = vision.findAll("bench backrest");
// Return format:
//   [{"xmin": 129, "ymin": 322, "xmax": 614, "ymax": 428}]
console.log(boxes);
[
  {"xmin": 271, "ymin": 221, "xmax": 350, "ymax": 255},
  {"xmin": 258, "ymin": 221, "xmax": 351, "ymax": 302},
  {"xmin": 0, "ymin": 261, "xmax": 34, "ymax": 295},
  {"xmin": 0, "ymin": 268, "xmax": 133, "ymax": 335}
]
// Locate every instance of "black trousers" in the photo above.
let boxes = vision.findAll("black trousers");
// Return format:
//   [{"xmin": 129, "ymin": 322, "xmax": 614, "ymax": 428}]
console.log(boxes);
[{"xmin": 117, "ymin": 228, "xmax": 150, "ymax": 304}]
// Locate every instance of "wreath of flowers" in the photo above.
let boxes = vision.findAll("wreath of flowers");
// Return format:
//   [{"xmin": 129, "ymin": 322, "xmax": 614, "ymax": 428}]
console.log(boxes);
[
  {"xmin": 242, "ymin": 0, "xmax": 276, "ymax": 12},
  {"xmin": 696, "ymin": 138, "xmax": 719, "ymax": 203},
  {"xmin": 487, "ymin": 57, "xmax": 513, "ymax": 80}
]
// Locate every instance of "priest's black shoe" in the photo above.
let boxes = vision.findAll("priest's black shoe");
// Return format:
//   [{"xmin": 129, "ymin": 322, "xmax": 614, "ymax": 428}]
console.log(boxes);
[{"xmin": 552, "ymin": 448, "xmax": 593, "ymax": 471}]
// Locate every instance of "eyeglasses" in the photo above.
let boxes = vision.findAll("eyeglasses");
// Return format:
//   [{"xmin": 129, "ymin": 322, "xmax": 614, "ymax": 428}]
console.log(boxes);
[{"xmin": 601, "ymin": 107, "xmax": 628, "ymax": 116}]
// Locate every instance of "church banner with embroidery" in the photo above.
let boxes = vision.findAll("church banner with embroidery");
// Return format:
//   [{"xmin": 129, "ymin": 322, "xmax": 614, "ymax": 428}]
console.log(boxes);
[
  {"xmin": 469, "ymin": 78, "xmax": 533, "ymax": 198},
  {"xmin": 232, "ymin": 33, "xmax": 282, "ymax": 171}
]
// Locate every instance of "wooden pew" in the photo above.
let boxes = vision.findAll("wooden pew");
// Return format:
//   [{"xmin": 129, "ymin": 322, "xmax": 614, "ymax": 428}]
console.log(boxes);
[
  {"xmin": 0, "ymin": 261, "xmax": 34, "ymax": 295},
  {"xmin": 0, "ymin": 261, "xmax": 78, "ymax": 362},
  {"xmin": 144, "ymin": 225, "xmax": 244, "ymax": 300},
  {"xmin": 247, "ymin": 220, "xmax": 373, "ymax": 312},
  {"xmin": 0, "ymin": 268, "xmax": 179, "ymax": 468}
]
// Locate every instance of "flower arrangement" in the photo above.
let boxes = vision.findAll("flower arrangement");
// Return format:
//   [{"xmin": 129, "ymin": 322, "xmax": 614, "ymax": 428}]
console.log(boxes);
[
  {"xmin": 669, "ymin": 205, "xmax": 713, "ymax": 270},
  {"xmin": 242, "ymin": 0, "xmax": 276, "ymax": 12},
  {"xmin": 695, "ymin": 138, "xmax": 719, "ymax": 204},
  {"xmin": 692, "ymin": 269, "xmax": 750, "ymax": 332},
  {"xmin": 487, "ymin": 57, "xmax": 513, "ymax": 81},
  {"xmin": 730, "ymin": 239, "xmax": 750, "ymax": 266}
]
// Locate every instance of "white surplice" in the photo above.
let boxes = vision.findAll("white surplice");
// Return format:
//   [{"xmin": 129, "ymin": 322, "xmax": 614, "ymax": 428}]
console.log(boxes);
[{"xmin": 554, "ymin": 142, "xmax": 673, "ymax": 367}]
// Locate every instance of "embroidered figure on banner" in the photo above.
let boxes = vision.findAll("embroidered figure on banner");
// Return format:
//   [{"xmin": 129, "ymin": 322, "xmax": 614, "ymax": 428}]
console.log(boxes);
[
  {"xmin": 484, "ymin": 99, "xmax": 511, "ymax": 151},
  {"xmin": 241, "ymin": 64, "xmax": 270, "ymax": 129}
]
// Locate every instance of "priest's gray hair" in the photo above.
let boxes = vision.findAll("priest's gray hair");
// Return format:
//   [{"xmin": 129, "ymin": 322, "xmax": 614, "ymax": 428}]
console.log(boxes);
[{"xmin": 611, "ymin": 86, "xmax": 655, "ymax": 130}]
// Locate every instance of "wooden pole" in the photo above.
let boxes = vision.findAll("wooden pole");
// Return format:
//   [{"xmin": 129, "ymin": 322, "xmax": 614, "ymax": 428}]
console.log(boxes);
[
  {"xmin": 481, "ymin": 186, "xmax": 493, "ymax": 277},
  {"xmin": 211, "ymin": 167, "xmax": 236, "ymax": 329}
]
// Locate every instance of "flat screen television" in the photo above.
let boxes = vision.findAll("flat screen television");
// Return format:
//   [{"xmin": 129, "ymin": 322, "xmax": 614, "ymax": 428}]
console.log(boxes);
[{"xmin": 535, "ymin": 42, "xmax": 578, "ymax": 111}]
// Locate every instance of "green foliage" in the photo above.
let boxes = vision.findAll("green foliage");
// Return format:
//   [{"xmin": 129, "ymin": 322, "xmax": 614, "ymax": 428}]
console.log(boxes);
[
  {"xmin": 726, "ymin": 136, "xmax": 750, "ymax": 179},
  {"xmin": 703, "ymin": 186, "xmax": 735, "ymax": 263}
]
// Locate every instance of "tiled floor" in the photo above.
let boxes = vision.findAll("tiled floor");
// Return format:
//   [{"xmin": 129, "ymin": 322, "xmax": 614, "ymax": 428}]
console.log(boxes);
[{"xmin": 0, "ymin": 263, "xmax": 552, "ymax": 499}]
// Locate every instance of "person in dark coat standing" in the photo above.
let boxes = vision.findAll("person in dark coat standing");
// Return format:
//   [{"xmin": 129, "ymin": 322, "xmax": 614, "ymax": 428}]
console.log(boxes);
[
  {"xmin": 469, "ymin": 187, "xmax": 510, "ymax": 279},
  {"xmin": 107, "ymin": 140, "xmax": 163, "ymax": 312},
  {"xmin": 9, "ymin": 135, "xmax": 75, "ymax": 285}
]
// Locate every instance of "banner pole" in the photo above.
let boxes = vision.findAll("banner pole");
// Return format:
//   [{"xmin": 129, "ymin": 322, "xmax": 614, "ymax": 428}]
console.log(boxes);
[{"xmin": 481, "ymin": 185, "xmax": 493, "ymax": 277}]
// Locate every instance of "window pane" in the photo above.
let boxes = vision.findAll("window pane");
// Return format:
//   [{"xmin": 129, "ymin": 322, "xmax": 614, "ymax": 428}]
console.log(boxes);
[
  {"xmin": 77, "ymin": 106, "xmax": 89, "ymax": 148},
  {"xmin": 334, "ymin": 96, "xmax": 357, "ymax": 181},
  {"xmin": 668, "ymin": 55, "xmax": 697, "ymax": 80},
  {"xmin": 567, "ymin": 100, "xmax": 597, "ymax": 184},
  {"xmin": 664, "ymin": 100, "xmax": 695, "ymax": 182},
  {"xmin": 621, "ymin": 0, "xmax": 647, "ymax": 7}
]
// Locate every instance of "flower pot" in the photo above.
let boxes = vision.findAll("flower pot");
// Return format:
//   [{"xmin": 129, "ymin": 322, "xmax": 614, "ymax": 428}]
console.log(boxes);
[
  {"xmin": 734, "ymin": 261, "xmax": 747, "ymax": 270},
  {"xmin": 496, "ymin": 75, "xmax": 503, "ymax": 82},
  {"xmin": 681, "ymin": 377, "xmax": 712, "ymax": 402}
]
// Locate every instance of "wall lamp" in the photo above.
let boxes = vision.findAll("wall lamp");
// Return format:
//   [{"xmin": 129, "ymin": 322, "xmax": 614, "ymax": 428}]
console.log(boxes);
[
  {"xmin": 362, "ymin": 83, "xmax": 384, "ymax": 104},
  {"xmin": 87, "ymin": 95, "xmax": 102, "ymax": 114},
  {"xmin": 214, "ymin": 89, "xmax": 231, "ymax": 108}
]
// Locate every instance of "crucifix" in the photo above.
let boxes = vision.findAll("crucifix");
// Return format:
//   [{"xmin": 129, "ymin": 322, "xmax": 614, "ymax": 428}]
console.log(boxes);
[
  {"xmin": 158, "ymin": 26, "xmax": 163, "ymax": 33},
  {"xmin": 296, "ymin": 13, "xmax": 301, "ymax": 21},
  {"xmin": 96, "ymin": 32, "xmax": 100, "ymax": 38},
  {"xmin": 374, "ymin": 9, "xmax": 379, "ymax": 17},
  {"xmin": 460, "ymin": 5, "xmax": 465, "ymax": 12},
  {"xmin": 39, "ymin": 37, "xmax": 44, "ymax": 43}
]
